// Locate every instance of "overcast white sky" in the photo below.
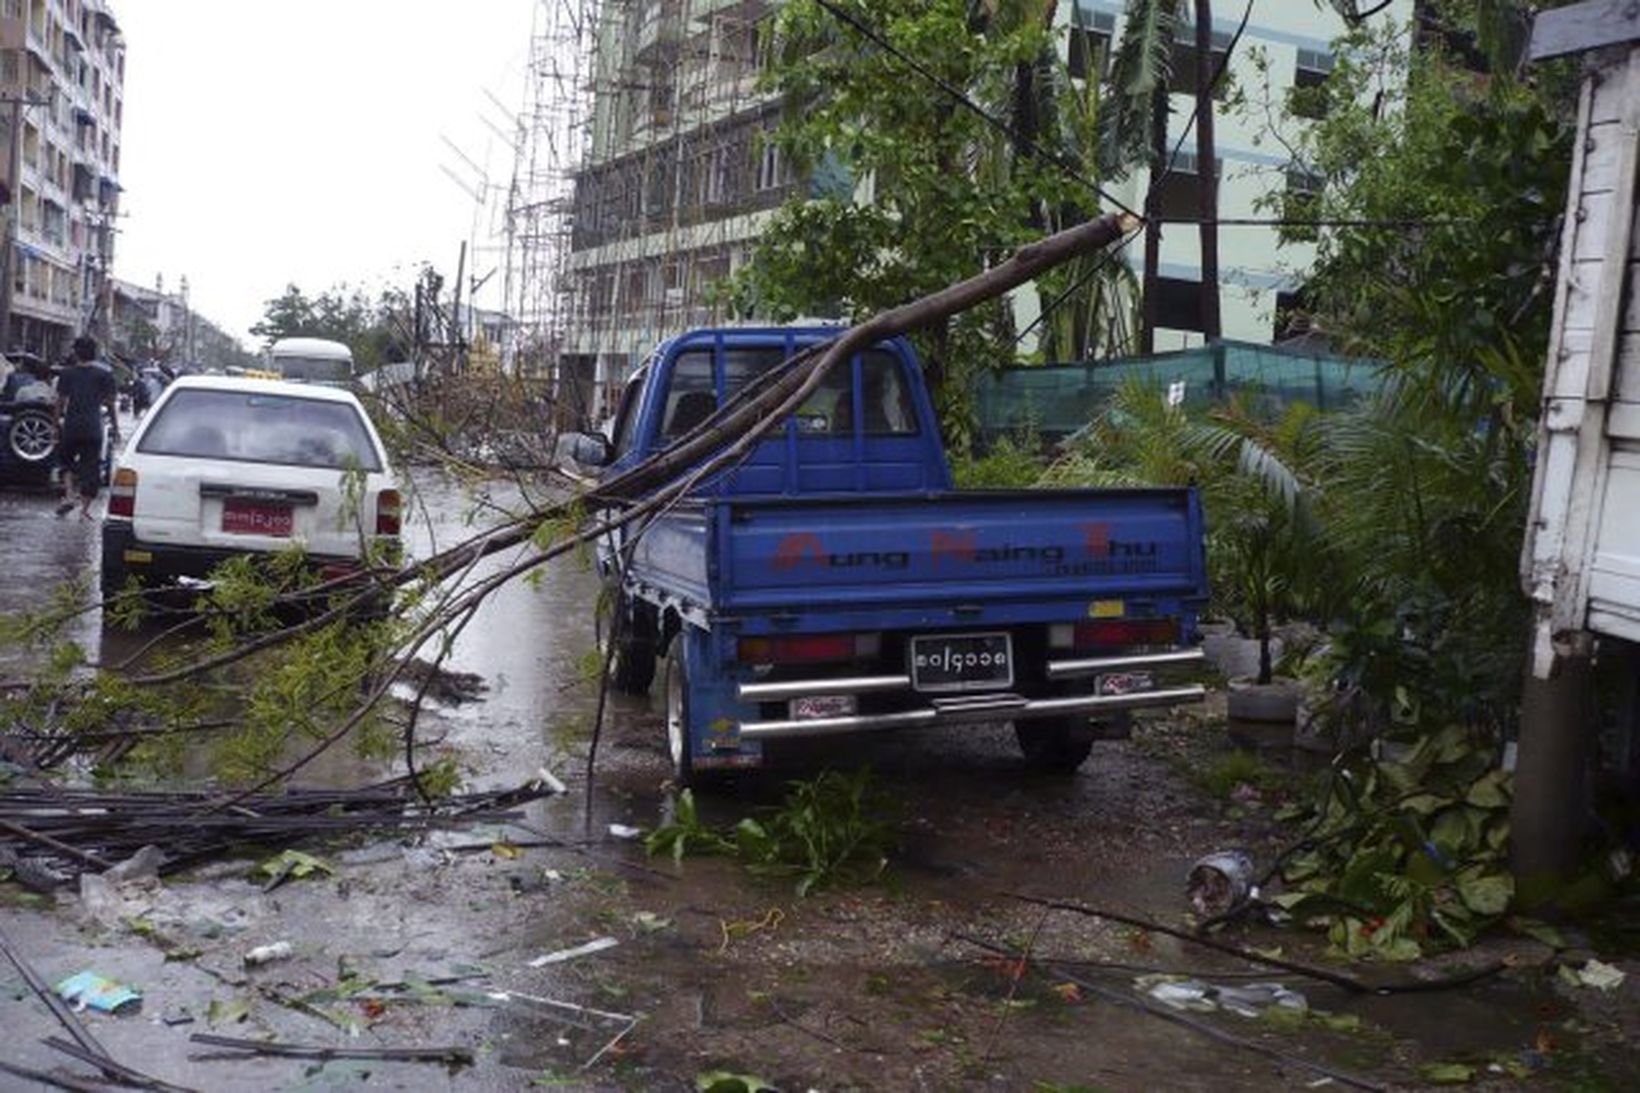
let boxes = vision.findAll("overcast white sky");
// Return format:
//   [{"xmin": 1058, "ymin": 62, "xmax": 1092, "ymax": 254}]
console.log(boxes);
[{"xmin": 114, "ymin": 0, "xmax": 537, "ymax": 346}]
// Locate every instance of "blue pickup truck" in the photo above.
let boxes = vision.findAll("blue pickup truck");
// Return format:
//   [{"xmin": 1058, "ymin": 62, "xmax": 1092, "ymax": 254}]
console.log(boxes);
[{"xmin": 572, "ymin": 326, "xmax": 1208, "ymax": 785}]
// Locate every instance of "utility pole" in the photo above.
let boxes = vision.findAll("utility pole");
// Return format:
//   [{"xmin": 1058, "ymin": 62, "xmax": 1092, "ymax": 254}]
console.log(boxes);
[
  {"xmin": 0, "ymin": 90, "xmax": 48, "ymax": 351},
  {"xmin": 1139, "ymin": 81, "xmax": 1167, "ymax": 355},
  {"xmin": 1193, "ymin": 0, "xmax": 1222, "ymax": 346}
]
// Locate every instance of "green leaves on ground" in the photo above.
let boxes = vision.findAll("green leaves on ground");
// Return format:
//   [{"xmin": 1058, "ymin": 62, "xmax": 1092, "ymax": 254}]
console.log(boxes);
[
  {"xmin": 1275, "ymin": 726, "xmax": 1515, "ymax": 960},
  {"xmin": 647, "ymin": 770, "xmax": 896, "ymax": 896}
]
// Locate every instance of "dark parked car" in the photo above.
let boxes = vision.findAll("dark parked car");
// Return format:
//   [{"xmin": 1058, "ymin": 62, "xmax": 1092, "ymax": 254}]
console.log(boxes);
[{"xmin": 0, "ymin": 354, "xmax": 114, "ymax": 489}]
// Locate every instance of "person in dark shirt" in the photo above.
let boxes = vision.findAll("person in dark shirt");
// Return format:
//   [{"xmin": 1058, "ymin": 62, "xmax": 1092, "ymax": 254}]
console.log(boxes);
[{"xmin": 55, "ymin": 335, "xmax": 119, "ymax": 518}]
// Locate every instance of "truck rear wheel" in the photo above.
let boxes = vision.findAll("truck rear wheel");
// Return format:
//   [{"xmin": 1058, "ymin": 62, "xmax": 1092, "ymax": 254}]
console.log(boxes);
[
  {"xmin": 664, "ymin": 637, "xmax": 698, "ymax": 786},
  {"xmin": 1015, "ymin": 717, "xmax": 1095, "ymax": 773},
  {"xmin": 596, "ymin": 587, "xmax": 656, "ymax": 694}
]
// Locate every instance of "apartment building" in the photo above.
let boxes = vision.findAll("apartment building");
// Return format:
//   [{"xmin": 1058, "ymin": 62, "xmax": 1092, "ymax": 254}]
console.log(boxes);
[
  {"xmin": 560, "ymin": 0, "xmax": 1409, "ymax": 416},
  {"xmin": 1066, "ymin": 0, "xmax": 1413, "ymax": 351},
  {"xmin": 0, "ymin": 0, "xmax": 124, "ymax": 359}
]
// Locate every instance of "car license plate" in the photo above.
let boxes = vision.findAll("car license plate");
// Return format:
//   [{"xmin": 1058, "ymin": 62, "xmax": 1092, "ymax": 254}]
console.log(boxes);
[
  {"xmin": 1096, "ymin": 671, "xmax": 1153, "ymax": 696},
  {"xmin": 790, "ymin": 695, "xmax": 857, "ymax": 721},
  {"xmin": 910, "ymin": 632, "xmax": 1013, "ymax": 692},
  {"xmin": 222, "ymin": 499, "xmax": 294, "ymax": 537}
]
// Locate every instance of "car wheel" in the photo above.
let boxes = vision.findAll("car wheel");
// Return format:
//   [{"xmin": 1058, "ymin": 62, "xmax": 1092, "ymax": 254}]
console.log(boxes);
[
  {"xmin": 1015, "ymin": 717, "xmax": 1095, "ymax": 774},
  {"xmin": 99, "ymin": 557, "xmax": 145, "ymax": 605},
  {"xmin": 595, "ymin": 585, "xmax": 656, "ymax": 694},
  {"xmin": 7, "ymin": 408, "xmax": 58, "ymax": 464}
]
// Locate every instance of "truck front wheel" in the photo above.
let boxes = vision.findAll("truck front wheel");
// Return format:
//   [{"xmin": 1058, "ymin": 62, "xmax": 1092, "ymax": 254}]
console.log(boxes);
[
  {"xmin": 1015, "ymin": 717, "xmax": 1095, "ymax": 774},
  {"xmin": 596, "ymin": 587, "xmax": 656, "ymax": 694}
]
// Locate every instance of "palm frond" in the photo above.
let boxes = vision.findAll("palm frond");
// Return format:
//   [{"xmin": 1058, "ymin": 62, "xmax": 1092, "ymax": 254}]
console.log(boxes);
[{"xmin": 1096, "ymin": 0, "xmax": 1178, "ymax": 177}]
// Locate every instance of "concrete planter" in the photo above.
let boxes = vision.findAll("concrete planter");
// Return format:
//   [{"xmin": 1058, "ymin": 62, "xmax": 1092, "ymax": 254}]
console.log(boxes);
[{"xmin": 1226, "ymin": 681, "xmax": 1301, "ymax": 751}]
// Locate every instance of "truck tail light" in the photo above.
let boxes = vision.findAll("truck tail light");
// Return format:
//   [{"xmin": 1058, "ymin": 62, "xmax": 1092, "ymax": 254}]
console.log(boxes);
[
  {"xmin": 1048, "ymin": 618, "xmax": 1178, "ymax": 650},
  {"xmin": 375, "ymin": 489, "xmax": 401, "ymax": 536},
  {"xmin": 107, "ymin": 467, "xmax": 137, "ymax": 518},
  {"xmin": 737, "ymin": 632, "xmax": 881, "ymax": 664}
]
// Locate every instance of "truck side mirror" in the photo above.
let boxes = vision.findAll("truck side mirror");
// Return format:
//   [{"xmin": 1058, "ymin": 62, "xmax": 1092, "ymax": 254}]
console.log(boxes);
[{"xmin": 567, "ymin": 431, "xmax": 614, "ymax": 468}]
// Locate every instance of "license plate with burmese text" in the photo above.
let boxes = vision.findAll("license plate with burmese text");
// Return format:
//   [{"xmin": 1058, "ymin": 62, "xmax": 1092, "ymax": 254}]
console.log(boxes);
[
  {"xmin": 910, "ymin": 632, "xmax": 1013, "ymax": 692},
  {"xmin": 222, "ymin": 499, "xmax": 294, "ymax": 537}
]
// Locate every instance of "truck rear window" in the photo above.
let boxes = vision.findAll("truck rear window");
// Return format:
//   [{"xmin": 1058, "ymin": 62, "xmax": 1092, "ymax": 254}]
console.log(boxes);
[
  {"xmin": 659, "ymin": 348, "xmax": 918, "ymax": 441},
  {"xmin": 138, "ymin": 389, "xmax": 383, "ymax": 471}
]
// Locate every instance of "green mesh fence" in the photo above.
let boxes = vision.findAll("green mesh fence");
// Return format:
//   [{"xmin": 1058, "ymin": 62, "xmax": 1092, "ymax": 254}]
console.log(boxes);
[{"xmin": 976, "ymin": 340, "xmax": 1381, "ymax": 444}]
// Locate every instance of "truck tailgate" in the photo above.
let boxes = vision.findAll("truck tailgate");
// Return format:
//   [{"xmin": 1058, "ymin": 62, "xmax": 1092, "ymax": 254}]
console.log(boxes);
[{"xmin": 710, "ymin": 489, "xmax": 1206, "ymax": 620}]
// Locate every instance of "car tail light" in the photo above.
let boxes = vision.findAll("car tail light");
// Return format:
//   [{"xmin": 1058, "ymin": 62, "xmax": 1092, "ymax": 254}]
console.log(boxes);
[
  {"xmin": 107, "ymin": 467, "xmax": 137, "ymax": 518},
  {"xmin": 375, "ymin": 489, "xmax": 401, "ymax": 536},
  {"xmin": 1048, "ymin": 618, "xmax": 1179, "ymax": 650},
  {"xmin": 737, "ymin": 632, "xmax": 881, "ymax": 664}
]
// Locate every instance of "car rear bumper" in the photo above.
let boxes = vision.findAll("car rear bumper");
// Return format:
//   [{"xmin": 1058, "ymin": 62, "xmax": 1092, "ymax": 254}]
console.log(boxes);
[{"xmin": 101, "ymin": 520, "xmax": 367, "ymax": 583}]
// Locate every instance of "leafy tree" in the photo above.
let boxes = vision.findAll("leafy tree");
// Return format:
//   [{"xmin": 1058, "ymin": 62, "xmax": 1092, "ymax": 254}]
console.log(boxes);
[
  {"xmin": 250, "ymin": 282, "xmax": 412, "ymax": 373},
  {"xmin": 729, "ymin": 0, "xmax": 1133, "ymax": 450}
]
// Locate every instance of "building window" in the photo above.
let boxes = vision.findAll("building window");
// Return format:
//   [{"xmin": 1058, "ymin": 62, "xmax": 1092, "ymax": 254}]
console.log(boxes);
[
  {"xmin": 1153, "ymin": 151, "xmax": 1219, "ymax": 223},
  {"xmin": 1274, "ymin": 288, "xmax": 1312, "ymax": 340},
  {"xmin": 1283, "ymin": 165, "xmax": 1323, "ymax": 241},
  {"xmin": 755, "ymin": 130, "xmax": 785, "ymax": 192},
  {"xmin": 1170, "ymin": 23, "xmax": 1232, "ymax": 100},
  {"xmin": 1291, "ymin": 48, "xmax": 1333, "ymax": 120},
  {"xmin": 1068, "ymin": 9, "xmax": 1114, "ymax": 81},
  {"xmin": 1153, "ymin": 276, "xmax": 1207, "ymax": 333}
]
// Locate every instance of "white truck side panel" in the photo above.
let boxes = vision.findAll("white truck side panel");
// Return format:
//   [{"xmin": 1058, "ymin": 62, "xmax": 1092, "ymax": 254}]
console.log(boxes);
[{"xmin": 1522, "ymin": 45, "xmax": 1640, "ymax": 671}]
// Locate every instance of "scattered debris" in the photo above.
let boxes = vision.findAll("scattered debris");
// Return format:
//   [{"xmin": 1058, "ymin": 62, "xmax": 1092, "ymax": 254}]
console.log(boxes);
[
  {"xmin": 1137, "ymin": 975, "xmax": 1307, "ymax": 1018},
  {"xmin": 1187, "ymin": 850, "xmax": 1256, "ymax": 917},
  {"xmin": 489, "ymin": 990, "xmax": 638, "ymax": 1070},
  {"xmin": 528, "ymin": 936, "xmax": 619, "ymax": 968},
  {"xmin": 56, "ymin": 970, "xmax": 142, "ymax": 1014},
  {"xmin": 255, "ymin": 849, "xmax": 335, "ymax": 891},
  {"xmin": 1558, "ymin": 958, "xmax": 1626, "ymax": 991},
  {"xmin": 533, "ymin": 766, "xmax": 568, "ymax": 795},
  {"xmin": 243, "ymin": 941, "xmax": 295, "ymax": 967},
  {"xmin": 607, "ymin": 823, "xmax": 642, "ymax": 840}
]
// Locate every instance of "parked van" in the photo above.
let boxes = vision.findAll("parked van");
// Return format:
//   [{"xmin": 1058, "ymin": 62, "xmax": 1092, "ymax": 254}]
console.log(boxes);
[{"xmin": 267, "ymin": 337, "xmax": 354, "ymax": 386}]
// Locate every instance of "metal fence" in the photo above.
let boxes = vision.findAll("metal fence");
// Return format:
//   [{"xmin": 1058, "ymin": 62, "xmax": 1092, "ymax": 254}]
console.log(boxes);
[{"xmin": 975, "ymin": 340, "xmax": 1382, "ymax": 445}]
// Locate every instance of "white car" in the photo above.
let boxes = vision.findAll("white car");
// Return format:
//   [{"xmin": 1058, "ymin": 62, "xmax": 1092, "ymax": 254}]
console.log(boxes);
[{"xmin": 100, "ymin": 375, "xmax": 401, "ymax": 599}]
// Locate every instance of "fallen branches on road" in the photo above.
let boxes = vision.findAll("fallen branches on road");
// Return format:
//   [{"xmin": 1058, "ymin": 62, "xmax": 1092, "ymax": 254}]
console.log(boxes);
[{"xmin": 0, "ymin": 776, "xmax": 555, "ymax": 887}]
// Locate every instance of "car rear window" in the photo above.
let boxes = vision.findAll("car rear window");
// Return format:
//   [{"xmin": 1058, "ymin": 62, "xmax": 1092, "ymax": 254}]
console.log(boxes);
[{"xmin": 137, "ymin": 389, "xmax": 383, "ymax": 471}]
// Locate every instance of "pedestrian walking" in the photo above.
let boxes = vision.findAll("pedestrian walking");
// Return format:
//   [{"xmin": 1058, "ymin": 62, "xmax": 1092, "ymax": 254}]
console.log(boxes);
[{"xmin": 55, "ymin": 335, "xmax": 119, "ymax": 519}]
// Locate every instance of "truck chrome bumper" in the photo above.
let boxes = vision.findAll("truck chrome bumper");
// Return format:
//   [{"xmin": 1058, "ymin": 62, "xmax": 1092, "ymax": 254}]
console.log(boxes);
[
  {"xmin": 734, "ymin": 648, "xmax": 1203, "ymax": 703},
  {"xmin": 1044, "ymin": 648, "xmax": 1204, "ymax": 679},
  {"xmin": 737, "ymin": 685, "xmax": 1206, "ymax": 740}
]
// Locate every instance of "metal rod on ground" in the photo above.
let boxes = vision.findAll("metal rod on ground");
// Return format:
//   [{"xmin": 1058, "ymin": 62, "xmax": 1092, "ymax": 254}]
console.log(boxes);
[
  {"xmin": 1004, "ymin": 892, "xmax": 1506, "ymax": 995},
  {"xmin": 955, "ymin": 933, "xmax": 1385, "ymax": 1093},
  {"xmin": 1005, "ymin": 892, "xmax": 1372, "ymax": 993},
  {"xmin": 41, "ymin": 1037, "xmax": 199, "ymax": 1093},
  {"xmin": 0, "ymin": 818, "xmax": 112, "ymax": 869},
  {"xmin": 0, "ymin": 1057, "xmax": 111, "ymax": 1093},
  {"xmin": 187, "ymin": 1033, "xmax": 474, "ymax": 1065}
]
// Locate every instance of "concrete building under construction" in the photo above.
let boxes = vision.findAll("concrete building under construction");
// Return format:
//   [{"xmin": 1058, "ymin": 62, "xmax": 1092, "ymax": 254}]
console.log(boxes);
[{"xmin": 555, "ymin": 0, "xmax": 789, "ymax": 422}]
